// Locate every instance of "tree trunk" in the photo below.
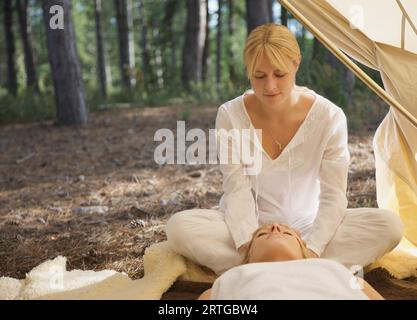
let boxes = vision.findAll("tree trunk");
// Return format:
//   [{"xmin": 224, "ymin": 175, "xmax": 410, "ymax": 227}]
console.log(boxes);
[
  {"xmin": 162, "ymin": 0, "xmax": 179, "ymax": 83},
  {"xmin": 42, "ymin": 0, "xmax": 88, "ymax": 125},
  {"xmin": 268, "ymin": 0, "xmax": 274, "ymax": 23},
  {"xmin": 151, "ymin": 15, "xmax": 164, "ymax": 88},
  {"xmin": 94, "ymin": 0, "xmax": 107, "ymax": 98},
  {"xmin": 114, "ymin": 0, "xmax": 131, "ymax": 90},
  {"xmin": 16, "ymin": 0, "xmax": 39, "ymax": 93},
  {"xmin": 343, "ymin": 69, "xmax": 356, "ymax": 108},
  {"xmin": 202, "ymin": 0, "xmax": 210, "ymax": 82},
  {"xmin": 216, "ymin": 0, "xmax": 223, "ymax": 85},
  {"xmin": 227, "ymin": 0, "xmax": 237, "ymax": 83},
  {"xmin": 280, "ymin": 5, "xmax": 288, "ymax": 26},
  {"xmin": 127, "ymin": 0, "xmax": 135, "ymax": 85},
  {"xmin": 138, "ymin": 0, "xmax": 151, "ymax": 91},
  {"xmin": 312, "ymin": 37, "xmax": 322, "ymax": 60},
  {"xmin": 246, "ymin": 0, "xmax": 270, "ymax": 34},
  {"xmin": 182, "ymin": 0, "xmax": 207, "ymax": 89},
  {"xmin": 4, "ymin": 0, "xmax": 17, "ymax": 96},
  {"xmin": 171, "ymin": 30, "xmax": 177, "ymax": 80},
  {"xmin": 300, "ymin": 25, "xmax": 306, "ymax": 53}
]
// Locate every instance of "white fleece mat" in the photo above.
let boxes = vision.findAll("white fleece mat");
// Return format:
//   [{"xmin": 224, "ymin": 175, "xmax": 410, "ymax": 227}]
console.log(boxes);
[
  {"xmin": 1, "ymin": 238, "xmax": 416, "ymax": 300},
  {"xmin": 366, "ymin": 237, "xmax": 417, "ymax": 279},
  {"xmin": 0, "ymin": 241, "xmax": 216, "ymax": 300}
]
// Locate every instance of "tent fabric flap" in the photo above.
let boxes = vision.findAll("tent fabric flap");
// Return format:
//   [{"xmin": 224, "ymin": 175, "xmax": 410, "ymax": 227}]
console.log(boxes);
[{"xmin": 282, "ymin": 0, "xmax": 417, "ymax": 246}]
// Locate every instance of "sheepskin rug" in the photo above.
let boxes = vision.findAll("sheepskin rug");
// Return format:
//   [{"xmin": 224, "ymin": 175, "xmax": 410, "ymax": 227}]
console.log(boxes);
[
  {"xmin": 0, "ymin": 241, "xmax": 216, "ymax": 300},
  {"xmin": 1, "ymin": 238, "xmax": 416, "ymax": 300},
  {"xmin": 366, "ymin": 237, "xmax": 417, "ymax": 279}
]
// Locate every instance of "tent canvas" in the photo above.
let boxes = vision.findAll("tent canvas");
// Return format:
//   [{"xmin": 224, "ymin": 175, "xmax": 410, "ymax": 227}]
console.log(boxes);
[{"xmin": 278, "ymin": 0, "xmax": 417, "ymax": 265}]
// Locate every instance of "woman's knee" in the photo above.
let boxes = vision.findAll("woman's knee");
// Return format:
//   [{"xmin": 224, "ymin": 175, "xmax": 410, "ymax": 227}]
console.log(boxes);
[
  {"xmin": 165, "ymin": 211, "xmax": 194, "ymax": 245},
  {"xmin": 377, "ymin": 209, "xmax": 404, "ymax": 249}
]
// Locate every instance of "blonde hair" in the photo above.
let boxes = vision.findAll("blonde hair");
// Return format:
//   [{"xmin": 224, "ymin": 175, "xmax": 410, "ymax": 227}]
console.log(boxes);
[
  {"xmin": 244, "ymin": 23, "xmax": 301, "ymax": 79},
  {"xmin": 242, "ymin": 223, "xmax": 308, "ymax": 264}
]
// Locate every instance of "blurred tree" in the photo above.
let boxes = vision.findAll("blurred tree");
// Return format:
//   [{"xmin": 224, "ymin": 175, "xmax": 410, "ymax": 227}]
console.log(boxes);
[
  {"xmin": 280, "ymin": 5, "xmax": 288, "ymax": 26},
  {"xmin": 114, "ymin": 0, "xmax": 131, "ymax": 90},
  {"xmin": 42, "ymin": 0, "xmax": 88, "ymax": 125},
  {"xmin": 202, "ymin": 0, "xmax": 210, "ymax": 82},
  {"xmin": 94, "ymin": 0, "xmax": 107, "ymax": 98},
  {"xmin": 127, "ymin": 0, "xmax": 135, "ymax": 85},
  {"xmin": 300, "ymin": 25, "xmax": 306, "ymax": 52},
  {"xmin": 312, "ymin": 37, "xmax": 356, "ymax": 108},
  {"xmin": 246, "ymin": 0, "xmax": 271, "ymax": 34},
  {"xmin": 216, "ymin": 0, "xmax": 223, "ymax": 85},
  {"xmin": 138, "ymin": 0, "xmax": 151, "ymax": 92},
  {"xmin": 227, "ymin": 0, "xmax": 237, "ymax": 83},
  {"xmin": 268, "ymin": 0, "xmax": 274, "ymax": 23},
  {"xmin": 16, "ymin": 0, "xmax": 39, "ymax": 93},
  {"xmin": 4, "ymin": 0, "xmax": 17, "ymax": 96},
  {"xmin": 182, "ymin": 0, "xmax": 207, "ymax": 89},
  {"xmin": 343, "ymin": 67, "xmax": 356, "ymax": 109},
  {"xmin": 162, "ymin": 0, "xmax": 181, "ymax": 85}
]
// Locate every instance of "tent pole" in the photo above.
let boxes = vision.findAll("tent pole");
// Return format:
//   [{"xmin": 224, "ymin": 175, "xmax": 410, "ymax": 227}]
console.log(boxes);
[{"xmin": 278, "ymin": 0, "xmax": 417, "ymax": 128}]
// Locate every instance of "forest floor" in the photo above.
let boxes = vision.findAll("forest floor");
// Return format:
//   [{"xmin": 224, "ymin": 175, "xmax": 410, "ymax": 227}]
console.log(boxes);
[{"xmin": 0, "ymin": 104, "xmax": 378, "ymax": 281}]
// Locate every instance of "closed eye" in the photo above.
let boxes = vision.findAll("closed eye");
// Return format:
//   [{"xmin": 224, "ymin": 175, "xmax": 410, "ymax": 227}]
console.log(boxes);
[
  {"xmin": 257, "ymin": 231, "xmax": 292, "ymax": 238},
  {"xmin": 254, "ymin": 74, "xmax": 286, "ymax": 79}
]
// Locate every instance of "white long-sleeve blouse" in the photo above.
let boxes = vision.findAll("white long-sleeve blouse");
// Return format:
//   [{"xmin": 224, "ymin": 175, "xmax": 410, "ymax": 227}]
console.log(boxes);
[{"xmin": 215, "ymin": 89, "xmax": 351, "ymax": 256}]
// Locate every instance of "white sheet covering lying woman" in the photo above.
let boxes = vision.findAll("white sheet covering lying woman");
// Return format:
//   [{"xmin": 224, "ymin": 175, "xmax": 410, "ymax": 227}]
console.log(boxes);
[{"xmin": 198, "ymin": 223, "xmax": 383, "ymax": 300}]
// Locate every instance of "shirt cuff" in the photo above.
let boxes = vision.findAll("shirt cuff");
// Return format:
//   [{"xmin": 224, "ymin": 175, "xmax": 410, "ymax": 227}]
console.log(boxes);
[
  {"xmin": 305, "ymin": 241, "xmax": 322, "ymax": 257},
  {"xmin": 230, "ymin": 225, "xmax": 254, "ymax": 250}
]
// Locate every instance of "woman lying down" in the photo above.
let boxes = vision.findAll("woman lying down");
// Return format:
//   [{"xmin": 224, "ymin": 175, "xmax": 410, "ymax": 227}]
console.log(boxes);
[{"xmin": 198, "ymin": 223, "xmax": 383, "ymax": 300}]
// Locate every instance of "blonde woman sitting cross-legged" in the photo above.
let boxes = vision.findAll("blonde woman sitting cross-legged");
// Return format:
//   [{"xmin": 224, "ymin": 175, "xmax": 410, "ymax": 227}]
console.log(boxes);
[{"xmin": 198, "ymin": 223, "xmax": 384, "ymax": 300}]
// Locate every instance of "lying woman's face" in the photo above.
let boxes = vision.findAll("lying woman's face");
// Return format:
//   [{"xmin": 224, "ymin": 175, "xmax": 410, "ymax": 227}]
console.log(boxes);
[{"xmin": 247, "ymin": 223, "xmax": 306, "ymax": 263}]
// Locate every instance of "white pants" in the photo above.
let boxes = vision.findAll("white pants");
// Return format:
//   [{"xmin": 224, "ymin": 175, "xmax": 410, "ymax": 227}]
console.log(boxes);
[{"xmin": 165, "ymin": 208, "xmax": 403, "ymax": 275}]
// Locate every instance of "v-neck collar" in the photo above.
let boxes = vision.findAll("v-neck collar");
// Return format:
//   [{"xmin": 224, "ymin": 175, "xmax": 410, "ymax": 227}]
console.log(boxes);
[{"xmin": 240, "ymin": 91, "xmax": 320, "ymax": 162}]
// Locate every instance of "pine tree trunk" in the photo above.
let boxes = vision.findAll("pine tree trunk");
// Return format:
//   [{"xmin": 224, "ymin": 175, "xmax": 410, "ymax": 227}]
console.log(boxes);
[
  {"xmin": 94, "ymin": 0, "xmax": 107, "ymax": 98},
  {"xmin": 246, "ymin": 0, "xmax": 270, "ymax": 34},
  {"xmin": 312, "ymin": 38, "xmax": 322, "ymax": 60},
  {"xmin": 171, "ymin": 30, "xmax": 177, "ymax": 79},
  {"xmin": 162, "ymin": 0, "xmax": 178, "ymax": 83},
  {"xmin": 127, "ymin": 0, "xmax": 135, "ymax": 85},
  {"xmin": 268, "ymin": 0, "xmax": 274, "ymax": 22},
  {"xmin": 182, "ymin": 0, "xmax": 207, "ymax": 89},
  {"xmin": 114, "ymin": 0, "xmax": 131, "ymax": 90},
  {"xmin": 42, "ymin": 0, "xmax": 88, "ymax": 125},
  {"xmin": 4, "ymin": 0, "xmax": 17, "ymax": 96},
  {"xmin": 343, "ymin": 69, "xmax": 355, "ymax": 109},
  {"xmin": 227, "ymin": 0, "xmax": 237, "ymax": 83},
  {"xmin": 280, "ymin": 5, "xmax": 288, "ymax": 26},
  {"xmin": 216, "ymin": 0, "xmax": 223, "ymax": 85},
  {"xmin": 300, "ymin": 25, "xmax": 306, "ymax": 53},
  {"xmin": 202, "ymin": 0, "xmax": 210, "ymax": 82},
  {"xmin": 151, "ymin": 15, "xmax": 163, "ymax": 88},
  {"xmin": 138, "ymin": 0, "xmax": 151, "ymax": 91},
  {"xmin": 16, "ymin": 0, "xmax": 39, "ymax": 93}
]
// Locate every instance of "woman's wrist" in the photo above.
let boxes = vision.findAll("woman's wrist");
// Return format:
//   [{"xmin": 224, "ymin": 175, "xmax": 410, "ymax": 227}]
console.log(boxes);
[
  {"xmin": 305, "ymin": 248, "xmax": 319, "ymax": 259},
  {"xmin": 238, "ymin": 242, "xmax": 250, "ymax": 255}
]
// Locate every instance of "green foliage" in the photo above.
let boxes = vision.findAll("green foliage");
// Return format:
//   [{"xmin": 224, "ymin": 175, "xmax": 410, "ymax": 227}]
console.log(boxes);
[
  {"xmin": 0, "ymin": 90, "xmax": 56, "ymax": 125},
  {"xmin": 0, "ymin": 0, "xmax": 388, "ymax": 132},
  {"xmin": 347, "ymin": 81, "xmax": 387, "ymax": 133}
]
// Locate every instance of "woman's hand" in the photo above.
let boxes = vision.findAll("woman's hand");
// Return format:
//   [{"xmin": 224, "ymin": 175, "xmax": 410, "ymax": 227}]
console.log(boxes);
[
  {"xmin": 238, "ymin": 242, "xmax": 250, "ymax": 255},
  {"xmin": 305, "ymin": 248, "xmax": 319, "ymax": 259},
  {"xmin": 198, "ymin": 288, "xmax": 212, "ymax": 300}
]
